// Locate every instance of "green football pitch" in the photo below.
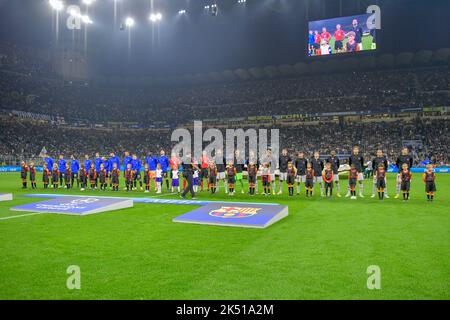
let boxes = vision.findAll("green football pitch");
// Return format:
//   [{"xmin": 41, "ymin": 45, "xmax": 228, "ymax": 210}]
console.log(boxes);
[{"xmin": 0, "ymin": 172, "xmax": 448, "ymax": 300}]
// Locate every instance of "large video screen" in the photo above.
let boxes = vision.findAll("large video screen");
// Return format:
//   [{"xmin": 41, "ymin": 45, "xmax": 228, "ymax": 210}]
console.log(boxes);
[{"xmin": 308, "ymin": 13, "xmax": 377, "ymax": 56}]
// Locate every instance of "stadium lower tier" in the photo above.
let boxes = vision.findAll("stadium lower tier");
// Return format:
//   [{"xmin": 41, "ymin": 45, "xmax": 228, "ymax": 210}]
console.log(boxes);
[{"xmin": 0, "ymin": 117, "xmax": 448, "ymax": 166}]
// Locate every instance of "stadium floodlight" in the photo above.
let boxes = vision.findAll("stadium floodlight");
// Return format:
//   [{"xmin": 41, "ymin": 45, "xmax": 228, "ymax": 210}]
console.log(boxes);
[
  {"xmin": 82, "ymin": 0, "xmax": 95, "ymax": 5},
  {"xmin": 237, "ymin": 0, "xmax": 246, "ymax": 3},
  {"xmin": 149, "ymin": 12, "xmax": 162, "ymax": 22},
  {"xmin": 204, "ymin": 5, "xmax": 210, "ymax": 9},
  {"xmin": 125, "ymin": 17, "xmax": 135, "ymax": 27},
  {"xmin": 178, "ymin": 10, "xmax": 186, "ymax": 15},
  {"xmin": 49, "ymin": 0, "xmax": 64, "ymax": 11}
]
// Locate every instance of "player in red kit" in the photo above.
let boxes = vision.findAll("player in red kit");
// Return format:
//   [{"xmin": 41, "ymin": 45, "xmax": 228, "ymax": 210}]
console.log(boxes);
[
  {"xmin": 321, "ymin": 27, "xmax": 332, "ymax": 43},
  {"xmin": 200, "ymin": 151, "xmax": 210, "ymax": 192},
  {"xmin": 333, "ymin": 24, "xmax": 345, "ymax": 53}
]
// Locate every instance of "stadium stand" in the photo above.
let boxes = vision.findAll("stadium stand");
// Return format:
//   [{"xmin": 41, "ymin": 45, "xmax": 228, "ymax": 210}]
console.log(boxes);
[{"xmin": 0, "ymin": 43, "xmax": 448, "ymax": 166}]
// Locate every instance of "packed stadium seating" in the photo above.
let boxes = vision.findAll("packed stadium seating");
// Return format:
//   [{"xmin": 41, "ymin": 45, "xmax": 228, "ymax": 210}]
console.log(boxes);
[
  {"xmin": 0, "ymin": 66, "xmax": 448, "ymax": 125},
  {"xmin": 0, "ymin": 42, "xmax": 448, "ymax": 166},
  {"xmin": 1, "ymin": 116, "xmax": 448, "ymax": 167}
]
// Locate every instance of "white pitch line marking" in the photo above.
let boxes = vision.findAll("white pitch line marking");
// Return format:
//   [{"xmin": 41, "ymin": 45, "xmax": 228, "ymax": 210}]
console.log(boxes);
[{"xmin": 0, "ymin": 212, "xmax": 44, "ymax": 221}]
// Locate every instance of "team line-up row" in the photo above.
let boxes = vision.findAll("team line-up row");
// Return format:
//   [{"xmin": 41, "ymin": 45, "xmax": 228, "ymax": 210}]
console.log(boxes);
[{"xmin": 18, "ymin": 147, "xmax": 437, "ymax": 201}]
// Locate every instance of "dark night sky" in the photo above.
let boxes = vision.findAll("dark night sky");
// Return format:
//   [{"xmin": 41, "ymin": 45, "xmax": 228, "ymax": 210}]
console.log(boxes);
[{"xmin": 0, "ymin": 0, "xmax": 448, "ymax": 77}]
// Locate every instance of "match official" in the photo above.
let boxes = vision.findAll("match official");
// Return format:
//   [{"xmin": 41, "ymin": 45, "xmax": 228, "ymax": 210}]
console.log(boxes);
[{"xmin": 181, "ymin": 154, "xmax": 199, "ymax": 199}]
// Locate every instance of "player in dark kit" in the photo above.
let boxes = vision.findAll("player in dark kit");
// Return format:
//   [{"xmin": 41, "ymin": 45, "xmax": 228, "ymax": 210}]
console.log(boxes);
[
  {"xmin": 214, "ymin": 149, "xmax": 226, "ymax": 193},
  {"xmin": 226, "ymin": 161, "xmax": 237, "ymax": 195},
  {"xmin": 327, "ymin": 151, "xmax": 341, "ymax": 197},
  {"xmin": 51, "ymin": 163, "xmax": 60, "ymax": 189},
  {"xmin": 286, "ymin": 162, "xmax": 297, "ymax": 197},
  {"xmin": 209, "ymin": 162, "xmax": 218, "ymax": 194},
  {"xmin": 261, "ymin": 163, "xmax": 271, "ymax": 196},
  {"xmin": 20, "ymin": 161, "xmax": 28, "ymax": 189},
  {"xmin": 65, "ymin": 164, "xmax": 72, "ymax": 189},
  {"xmin": 422, "ymin": 164, "xmax": 436, "ymax": 201},
  {"xmin": 29, "ymin": 162, "xmax": 37, "ymax": 189},
  {"xmin": 295, "ymin": 152, "xmax": 308, "ymax": 196},
  {"xmin": 143, "ymin": 164, "xmax": 151, "ymax": 192},
  {"xmin": 311, "ymin": 152, "xmax": 324, "ymax": 196},
  {"xmin": 79, "ymin": 164, "xmax": 87, "ymax": 191},
  {"xmin": 322, "ymin": 162, "xmax": 334, "ymax": 198},
  {"xmin": 42, "ymin": 163, "xmax": 50, "ymax": 189},
  {"xmin": 305, "ymin": 163, "xmax": 314, "ymax": 197},
  {"xmin": 247, "ymin": 162, "xmax": 258, "ymax": 196},
  {"xmin": 376, "ymin": 164, "xmax": 387, "ymax": 200},
  {"xmin": 400, "ymin": 163, "xmax": 412, "ymax": 201},
  {"xmin": 346, "ymin": 146, "xmax": 365, "ymax": 198},
  {"xmin": 247, "ymin": 150, "xmax": 260, "ymax": 194},
  {"xmin": 124, "ymin": 163, "xmax": 134, "ymax": 192},
  {"xmin": 99, "ymin": 163, "xmax": 107, "ymax": 191},
  {"xmin": 111, "ymin": 163, "xmax": 120, "ymax": 192},
  {"xmin": 395, "ymin": 147, "xmax": 414, "ymax": 199},
  {"xmin": 372, "ymin": 150, "xmax": 389, "ymax": 198},
  {"xmin": 348, "ymin": 164, "xmax": 358, "ymax": 199},
  {"xmin": 88, "ymin": 164, "xmax": 97, "ymax": 190},
  {"xmin": 278, "ymin": 149, "xmax": 291, "ymax": 195},
  {"xmin": 351, "ymin": 19, "xmax": 364, "ymax": 51},
  {"xmin": 313, "ymin": 30, "xmax": 321, "ymax": 55}
]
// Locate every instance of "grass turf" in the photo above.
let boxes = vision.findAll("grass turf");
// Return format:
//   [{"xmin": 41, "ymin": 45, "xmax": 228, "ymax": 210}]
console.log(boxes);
[{"xmin": 0, "ymin": 172, "xmax": 449, "ymax": 300}]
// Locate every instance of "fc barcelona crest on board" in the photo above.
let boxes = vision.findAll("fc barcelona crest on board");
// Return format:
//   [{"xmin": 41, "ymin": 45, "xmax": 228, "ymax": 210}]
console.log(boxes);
[
  {"xmin": 174, "ymin": 202, "xmax": 288, "ymax": 228},
  {"xmin": 209, "ymin": 207, "xmax": 261, "ymax": 219}
]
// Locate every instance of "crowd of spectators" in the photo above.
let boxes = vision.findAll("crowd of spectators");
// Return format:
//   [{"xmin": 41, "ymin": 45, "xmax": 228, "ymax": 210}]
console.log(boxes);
[
  {"xmin": 0, "ymin": 43, "xmax": 448, "ymax": 166},
  {"xmin": 0, "ymin": 42, "xmax": 51, "ymax": 76},
  {"xmin": 0, "ymin": 116, "xmax": 447, "ymax": 167},
  {"xmin": 0, "ymin": 63, "xmax": 448, "ymax": 126}
]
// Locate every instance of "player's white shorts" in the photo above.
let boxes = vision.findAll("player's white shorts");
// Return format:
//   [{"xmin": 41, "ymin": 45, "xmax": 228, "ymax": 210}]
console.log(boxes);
[
  {"xmin": 314, "ymin": 176, "xmax": 323, "ymax": 183},
  {"xmin": 333, "ymin": 174, "xmax": 340, "ymax": 182},
  {"xmin": 357, "ymin": 173, "xmax": 364, "ymax": 181},
  {"xmin": 296, "ymin": 175, "xmax": 306, "ymax": 183},
  {"xmin": 279, "ymin": 172, "xmax": 287, "ymax": 181},
  {"xmin": 218, "ymin": 172, "xmax": 226, "ymax": 180}
]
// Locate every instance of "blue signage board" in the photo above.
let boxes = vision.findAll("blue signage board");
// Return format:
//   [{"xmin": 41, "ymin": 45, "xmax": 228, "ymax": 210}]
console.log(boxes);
[
  {"xmin": 173, "ymin": 203, "xmax": 288, "ymax": 229},
  {"xmin": 11, "ymin": 196, "xmax": 133, "ymax": 215}
]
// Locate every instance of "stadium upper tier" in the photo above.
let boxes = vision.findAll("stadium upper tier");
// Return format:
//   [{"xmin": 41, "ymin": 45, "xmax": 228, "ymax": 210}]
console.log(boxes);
[
  {"xmin": 0, "ymin": 43, "xmax": 449, "ymax": 126},
  {"xmin": 0, "ymin": 65, "xmax": 448, "ymax": 126}
]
